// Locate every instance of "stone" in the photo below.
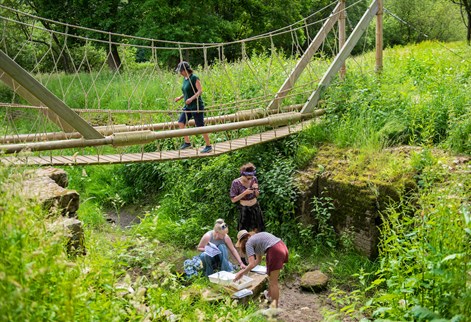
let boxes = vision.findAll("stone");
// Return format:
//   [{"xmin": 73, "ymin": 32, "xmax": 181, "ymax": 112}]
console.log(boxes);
[
  {"xmin": 19, "ymin": 167, "xmax": 86, "ymax": 256},
  {"xmin": 33, "ymin": 167, "xmax": 69, "ymax": 188},
  {"xmin": 22, "ymin": 169, "xmax": 79, "ymax": 217},
  {"xmin": 300, "ymin": 270, "xmax": 328, "ymax": 292},
  {"xmin": 63, "ymin": 217, "xmax": 86, "ymax": 256},
  {"xmin": 294, "ymin": 145, "xmax": 418, "ymax": 258}
]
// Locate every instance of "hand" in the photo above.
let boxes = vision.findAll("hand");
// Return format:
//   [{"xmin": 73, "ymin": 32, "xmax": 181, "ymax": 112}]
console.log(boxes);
[
  {"xmin": 252, "ymin": 183, "xmax": 259, "ymax": 190},
  {"xmin": 243, "ymin": 188, "xmax": 254, "ymax": 195},
  {"xmin": 239, "ymin": 263, "xmax": 247, "ymax": 269},
  {"xmin": 234, "ymin": 271, "xmax": 243, "ymax": 282},
  {"xmin": 174, "ymin": 96, "xmax": 182, "ymax": 102},
  {"xmin": 185, "ymin": 98, "xmax": 192, "ymax": 105}
]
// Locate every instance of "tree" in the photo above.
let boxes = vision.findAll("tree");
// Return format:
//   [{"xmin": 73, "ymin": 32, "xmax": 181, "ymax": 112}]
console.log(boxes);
[
  {"xmin": 22, "ymin": 0, "xmax": 140, "ymax": 71},
  {"xmin": 450, "ymin": 0, "xmax": 471, "ymax": 43}
]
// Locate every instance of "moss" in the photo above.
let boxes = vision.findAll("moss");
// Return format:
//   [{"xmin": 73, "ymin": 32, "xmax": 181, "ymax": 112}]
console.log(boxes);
[{"xmin": 294, "ymin": 144, "xmax": 423, "ymax": 257}]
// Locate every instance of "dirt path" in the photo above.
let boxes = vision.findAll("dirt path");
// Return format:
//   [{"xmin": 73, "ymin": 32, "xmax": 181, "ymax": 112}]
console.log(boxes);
[
  {"xmin": 107, "ymin": 209, "xmax": 354, "ymax": 321},
  {"xmin": 278, "ymin": 280, "xmax": 327, "ymax": 322}
]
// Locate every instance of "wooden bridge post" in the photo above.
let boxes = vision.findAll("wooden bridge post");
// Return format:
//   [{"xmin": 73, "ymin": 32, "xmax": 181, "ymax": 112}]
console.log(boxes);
[
  {"xmin": 0, "ymin": 50, "xmax": 103, "ymax": 139},
  {"xmin": 266, "ymin": 2, "xmax": 343, "ymax": 111},
  {"xmin": 339, "ymin": 0, "xmax": 346, "ymax": 79},
  {"xmin": 301, "ymin": 0, "xmax": 379, "ymax": 115},
  {"xmin": 375, "ymin": 0, "xmax": 384, "ymax": 73}
]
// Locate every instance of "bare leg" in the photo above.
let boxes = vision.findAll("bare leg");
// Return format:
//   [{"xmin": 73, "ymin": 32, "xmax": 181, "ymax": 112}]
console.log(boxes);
[
  {"xmin": 268, "ymin": 269, "xmax": 281, "ymax": 308},
  {"xmin": 203, "ymin": 133, "xmax": 211, "ymax": 146},
  {"xmin": 178, "ymin": 122, "xmax": 190, "ymax": 144}
]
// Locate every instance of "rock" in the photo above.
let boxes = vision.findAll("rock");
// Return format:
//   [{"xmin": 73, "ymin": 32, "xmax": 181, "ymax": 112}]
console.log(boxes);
[
  {"xmin": 19, "ymin": 167, "xmax": 86, "ymax": 256},
  {"xmin": 33, "ymin": 167, "xmax": 69, "ymax": 188},
  {"xmin": 22, "ymin": 168, "xmax": 79, "ymax": 217},
  {"xmin": 63, "ymin": 217, "xmax": 86, "ymax": 256},
  {"xmin": 300, "ymin": 270, "xmax": 328, "ymax": 292}
]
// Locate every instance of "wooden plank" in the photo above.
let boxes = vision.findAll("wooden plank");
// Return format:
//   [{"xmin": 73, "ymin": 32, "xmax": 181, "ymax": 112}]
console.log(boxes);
[
  {"xmin": 1, "ymin": 120, "xmax": 316, "ymax": 166},
  {"xmin": 301, "ymin": 0, "xmax": 379, "ymax": 114}
]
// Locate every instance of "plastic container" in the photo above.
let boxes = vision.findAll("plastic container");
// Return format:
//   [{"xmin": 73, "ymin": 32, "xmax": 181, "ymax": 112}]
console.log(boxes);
[
  {"xmin": 208, "ymin": 271, "xmax": 254, "ymax": 290},
  {"xmin": 230, "ymin": 275, "xmax": 253, "ymax": 290},
  {"xmin": 208, "ymin": 271, "xmax": 235, "ymax": 286}
]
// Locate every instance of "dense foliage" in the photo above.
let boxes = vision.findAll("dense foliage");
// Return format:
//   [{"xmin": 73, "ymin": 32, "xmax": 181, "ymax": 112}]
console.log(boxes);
[
  {"xmin": 2, "ymin": 0, "xmax": 466, "ymax": 68},
  {"xmin": 1, "ymin": 37, "xmax": 470, "ymax": 321}
]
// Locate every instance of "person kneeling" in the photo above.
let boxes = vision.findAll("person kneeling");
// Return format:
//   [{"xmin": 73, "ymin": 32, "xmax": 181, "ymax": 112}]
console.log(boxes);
[{"xmin": 197, "ymin": 219, "xmax": 246, "ymax": 276}]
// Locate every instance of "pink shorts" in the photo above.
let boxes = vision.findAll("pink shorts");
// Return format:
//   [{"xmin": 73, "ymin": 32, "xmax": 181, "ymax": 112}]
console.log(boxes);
[{"xmin": 266, "ymin": 241, "xmax": 289, "ymax": 274}]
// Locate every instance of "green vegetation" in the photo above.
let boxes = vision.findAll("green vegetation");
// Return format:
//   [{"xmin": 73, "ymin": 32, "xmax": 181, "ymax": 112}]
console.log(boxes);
[{"xmin": 1, "ymin": 40, "xmax": 470, "ymax": 321}]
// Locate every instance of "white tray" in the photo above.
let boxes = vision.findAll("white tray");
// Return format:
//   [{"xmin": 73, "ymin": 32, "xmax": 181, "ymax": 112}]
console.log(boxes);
[
  {"xmin": 208, "ymin": 271, "xmax": 235, "ymax": 286},
  {"xmin": 231, "ymin": 275, "xmax": 253, "ymax": 290},
  {"xmin": 208, "ymin": 271, "xmax": 254, "ymax": 290}
]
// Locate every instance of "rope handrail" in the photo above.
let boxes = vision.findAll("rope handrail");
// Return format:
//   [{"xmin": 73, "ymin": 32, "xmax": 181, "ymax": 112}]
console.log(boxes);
[
  {"xmin": 0, "ymin": 81, "xmax": 321, "ymax": 115},
  {"xmin": 0, "ymin": 2, "xmax": 337, "ymax": 46},
  {"xmin": 0, "ymin": 1, "xmax": 363, "ymax": 50}
]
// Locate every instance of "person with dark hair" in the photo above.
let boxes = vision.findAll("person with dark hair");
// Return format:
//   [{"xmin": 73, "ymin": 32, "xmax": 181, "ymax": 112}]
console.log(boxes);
[
  {"xmin": 234, "ymin": 230, "xmax": 289, "ymax": 308},
  {"xmin": 230, "ymin": 162, "xmax": 265, "ymax": 233},
  {"xmin": 174, "ymin": 61, "xmax": 212, "ymax": 153},
  {"xmin": 196, "ymin": 219, "xmax": 246, "ymax": 277}
]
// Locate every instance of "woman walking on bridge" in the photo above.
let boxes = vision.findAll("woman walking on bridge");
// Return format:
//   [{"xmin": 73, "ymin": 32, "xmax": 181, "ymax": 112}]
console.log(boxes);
[{"xmin": 174, "ymin": 61, "xmax": 212, "ymax": 153}]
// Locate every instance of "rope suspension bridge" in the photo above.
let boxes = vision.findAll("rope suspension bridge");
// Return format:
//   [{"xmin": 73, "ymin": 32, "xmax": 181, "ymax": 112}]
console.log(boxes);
[{"xmin": 0, "ymin": 0, "xmax": 384, "ymax": 166}]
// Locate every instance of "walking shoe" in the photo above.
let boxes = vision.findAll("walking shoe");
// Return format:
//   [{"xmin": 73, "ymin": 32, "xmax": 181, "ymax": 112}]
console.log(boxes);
[
  {"xmin": 180, "ymin": 142, "xmax": 192, "ymax": 150},
  {"xmin": 200, "ymin": 145, "xmax": 212, "ymax": 153},
  {"xmin": 263, "ymin": 290, "xmax": 272, "ymax": 302}
]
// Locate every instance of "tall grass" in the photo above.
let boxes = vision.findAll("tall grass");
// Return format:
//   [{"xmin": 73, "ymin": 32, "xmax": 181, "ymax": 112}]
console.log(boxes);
[
  {"xmin": 1, "ymin": 41, "xmax": 470, "ymax": 321},
  {"xmin": 361, "ymin": 150, "xmax": 471, "ymax": 320}
]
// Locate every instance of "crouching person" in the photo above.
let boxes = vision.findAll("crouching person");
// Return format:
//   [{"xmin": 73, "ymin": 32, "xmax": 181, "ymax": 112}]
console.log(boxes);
[
  {"xmin": 234, "ymin": 230, "xmax": 289, "ymax": 308},
  {"xmin": 197, "ymin": 219, "xmax": 246, "ymax": 276}
]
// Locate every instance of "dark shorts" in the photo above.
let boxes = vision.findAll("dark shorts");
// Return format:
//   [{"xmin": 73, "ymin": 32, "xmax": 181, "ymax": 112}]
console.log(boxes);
[
  {"xmin": 178, "ymin": 109, "xmax": 205, "ymax": 127},
  {"xmin": 266, "ymin": 241, "xmax": 289, "ymax": 274}
]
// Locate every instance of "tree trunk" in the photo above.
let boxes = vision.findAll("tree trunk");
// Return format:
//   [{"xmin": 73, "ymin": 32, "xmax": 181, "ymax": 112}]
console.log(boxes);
[
  {"xmin": 107, "ymin": 44, "xmax": 122, "ymax": 71},
  {"xmin": 467, "ymin": 11, "xmax": 471, "ymax": 44}
]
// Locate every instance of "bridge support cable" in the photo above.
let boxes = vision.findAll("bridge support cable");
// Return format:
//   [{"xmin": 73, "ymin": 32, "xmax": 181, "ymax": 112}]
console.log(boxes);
[
  {"xmin": 301, "ymin": 0, "xmax": 379, "ymax": 115},
  {"xmin": 0, "ymin": 50, "xmax": 103, "ymax": 139},
  {"xmin": 267, "ymin": 1, "xmax": 343, "ymax": 112}
]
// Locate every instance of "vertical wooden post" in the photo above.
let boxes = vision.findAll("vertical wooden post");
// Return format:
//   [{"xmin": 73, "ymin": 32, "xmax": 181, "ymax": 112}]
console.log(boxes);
[
  {"xmin": 375, "ymin": 0, "xmax": 383, "ymax": 73},
  {"xmin": 266, "ymin": 2, "xmax": 342, "ymax": 111},
  {"xmin": 339, "ymin": 0, "xmax": 346, "ymax": 79}
]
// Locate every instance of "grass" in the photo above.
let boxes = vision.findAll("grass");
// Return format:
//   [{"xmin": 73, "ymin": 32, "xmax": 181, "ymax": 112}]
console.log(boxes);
[{"xmin": 0, "ymin": 40, "xmax": 470, "ymax": 321}]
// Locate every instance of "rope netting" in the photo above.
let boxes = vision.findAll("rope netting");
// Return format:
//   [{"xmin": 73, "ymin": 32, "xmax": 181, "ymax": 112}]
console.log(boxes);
[{"xmin": 0, "ymin": 0, "xmax": 370, "ymax": 164}]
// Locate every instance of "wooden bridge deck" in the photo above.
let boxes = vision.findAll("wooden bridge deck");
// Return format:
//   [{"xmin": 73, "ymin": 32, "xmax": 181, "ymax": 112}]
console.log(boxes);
[{"xmin": 0, "ymin": 121, "xmax": 313, "ymax": 166}]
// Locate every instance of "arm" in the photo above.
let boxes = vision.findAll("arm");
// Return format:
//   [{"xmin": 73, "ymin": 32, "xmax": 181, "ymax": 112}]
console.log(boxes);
[
  {"xmin": 174, "ymin": 95, "xmax": 184, "ymax": 102},
  {"xmin": 196, "ymin": 233, "xmax": 210, "ymax": 252},
  {"xmin": 251, "ymin": 177, "xmax": 260, "ymax": 197},
  {"xmin": 231, "ymin": 188, "xmax": 253, "ymax": 203},
  {"xmin": 234, "ymin": 255, "xmax": 261, "ymax": 281},
  {"xmin": 185, "ymin": 79, "xmax": 203, "ymax": 105},
  {"xmin": 224, "ymin": 235, "xmax": 246, "ymax": 269}
]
